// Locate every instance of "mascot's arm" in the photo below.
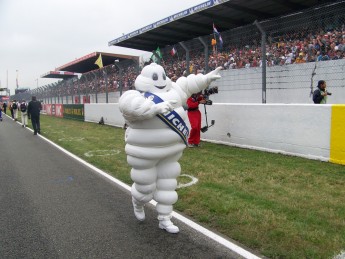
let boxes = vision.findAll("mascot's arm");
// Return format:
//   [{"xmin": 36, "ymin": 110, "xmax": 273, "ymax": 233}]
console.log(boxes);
[
  {"xmin": 175, "ymin": 67, "xmax": 222, "ymax": 99},
  {"xmin": 119, "ymin": 90, "xmax": 176, "ymax": 122}
]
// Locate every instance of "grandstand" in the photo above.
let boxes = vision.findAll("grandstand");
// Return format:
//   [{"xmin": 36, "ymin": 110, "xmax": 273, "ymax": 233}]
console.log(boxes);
[
  {"xmin": 28, "ymin": 52, "xmax": 140, "ymax": 104},
  {"xmin": 0, "ymin": 87, "xmax": 10, "ymax": 102},
  {"xmin": 11, "ymin": 0, "xmax": 344, "ymax": 104}
]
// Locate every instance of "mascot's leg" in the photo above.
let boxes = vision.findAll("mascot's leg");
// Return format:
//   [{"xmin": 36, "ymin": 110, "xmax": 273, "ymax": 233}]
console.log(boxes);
[
  {"xmin": 154, "ymin": 152, "xmax": 182, "ymax": 233},
  {"xmin": 128, "ymin": 155, "xmax": 158, "ymax": 221}
]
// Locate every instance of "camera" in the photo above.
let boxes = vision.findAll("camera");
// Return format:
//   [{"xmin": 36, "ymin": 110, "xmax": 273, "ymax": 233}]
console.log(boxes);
[
  {"xmin": 327, "ymin": 92, "xmax": 332, "ymax": 96},
  {"xmin": 204, "ymin": 86, "xmax": 218, "ymax": 96},
  {"xmin": 202, "ymin": 86, "xmax": 218, "ymax": 105}
]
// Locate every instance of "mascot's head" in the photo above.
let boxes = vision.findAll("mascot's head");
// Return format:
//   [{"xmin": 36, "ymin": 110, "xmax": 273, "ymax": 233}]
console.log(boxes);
[{"xmin": 135, "ymin": 63, "xmax": 172, "ymax": 93}]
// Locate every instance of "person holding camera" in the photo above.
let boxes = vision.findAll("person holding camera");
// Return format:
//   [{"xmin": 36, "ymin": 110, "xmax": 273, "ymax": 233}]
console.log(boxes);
[
  {"xmin": 313, "ymin": 80, "xmax": 331, "ymax": 104},
  {"xmin": 187, "ymin": 93, "xmax": 206, "ymax": 147}
]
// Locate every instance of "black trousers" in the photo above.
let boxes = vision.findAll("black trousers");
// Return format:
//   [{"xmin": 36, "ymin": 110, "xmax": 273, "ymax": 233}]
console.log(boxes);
[{"xmin": 31, "ymin": 115, "xmax": 41, "ymax": 133}]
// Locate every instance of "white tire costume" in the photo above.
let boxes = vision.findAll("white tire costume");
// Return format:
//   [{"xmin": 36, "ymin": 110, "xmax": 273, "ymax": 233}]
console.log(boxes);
[{"xmin": 119, "ymin": 63, "xmax": 221, "ymax": 233}]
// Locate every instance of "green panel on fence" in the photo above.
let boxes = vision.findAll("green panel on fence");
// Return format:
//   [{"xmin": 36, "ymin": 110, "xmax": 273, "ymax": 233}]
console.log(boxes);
[{"xmin": 63, "ymin": 104, "xmax": 84, "ymax": 121}]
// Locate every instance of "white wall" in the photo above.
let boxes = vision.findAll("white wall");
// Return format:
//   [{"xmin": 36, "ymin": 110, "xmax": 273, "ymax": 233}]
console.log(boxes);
[
  {"xmin": 200, "ymin": 104, "xmax": 331, "ymax": 161},
  {"xmin": 84, "ymin": 103, "xmax": 125, "ymax": 127},
  {"xmin": 85, "ymin": 103, "xmax": 332, "ymax": 162}
]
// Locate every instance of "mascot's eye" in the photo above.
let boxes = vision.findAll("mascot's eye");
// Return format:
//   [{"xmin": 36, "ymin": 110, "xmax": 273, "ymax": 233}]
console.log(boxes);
[
  {"xmin": 152, "ymin": 73, "xmax": 158, "ymax": 81},
  {"xmin": 162, "ymin": 73, "xmax": 166, "ymax": 80}
]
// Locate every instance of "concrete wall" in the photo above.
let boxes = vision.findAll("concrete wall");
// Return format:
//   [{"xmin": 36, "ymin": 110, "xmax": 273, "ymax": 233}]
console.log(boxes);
[
  {"xmin": 84, "ymin": 103, "xmax": 125, "ymax": 127},
  {"xmin": 84, "ymin": 103, "xmax": 343, "ymax": 163},
  {"xmin": 200, "ymin": 104, "xmax": 331, "ymax": 161}
]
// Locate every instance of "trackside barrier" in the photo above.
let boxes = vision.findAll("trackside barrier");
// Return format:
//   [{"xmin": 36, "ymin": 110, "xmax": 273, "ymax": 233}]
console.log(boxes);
[
  {"xmin": 84, "ymin": 103, "xmax": 124, "ymax": 127},
  {"xmin": 43, "ymin": 104, "xmax": 84, "ymax": 121},
  {"xmin": 84, "ymin": 103, "xmax": 344, "ymax": 165}
]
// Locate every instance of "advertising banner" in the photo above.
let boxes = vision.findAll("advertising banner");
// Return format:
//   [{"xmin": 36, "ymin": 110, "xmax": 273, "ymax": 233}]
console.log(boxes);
[
  {"xmin": 0, "ymin": 95, "xmax": 10, "ymax": 101},
  {"xmin": 43, "ymin": 104, "xmax": 63, "ymax": 117},
  {"xmin": 63, "ymin": 104, "xmax": 84, "ymax": 121},
  {"xmin": 45, "ymin": 104, "xmax": 52, "ymax": 115},
  {"xmin": 55, "ymin": 104, "xmax": 64, "ymax": 118}
]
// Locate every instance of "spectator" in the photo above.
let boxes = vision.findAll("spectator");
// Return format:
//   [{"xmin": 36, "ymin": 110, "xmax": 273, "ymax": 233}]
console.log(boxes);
[
  {"xmin": 0, "ymin": 103, "xmax": 2, "ymax": 121},
  {"xmin": 20, "ymin": 100, "xmax": 28, "ymax": 127},
  {"xmin": 313, "ymin": 80, "xmax": 330, "ymax": 104},
  {"xmin": 12, "ymin": 100, "xmax": 19, "ymax": 121},
  {"xmin": 2, "ymin": 102, "xmax": 7, "ymax": 114},
  {"xmin": 28, "ymin": 96, "xmax": 42, "ymax": 135},
  {"xmin": 295, "ymin": 52, "xmax": 306, "ymax": 63}
]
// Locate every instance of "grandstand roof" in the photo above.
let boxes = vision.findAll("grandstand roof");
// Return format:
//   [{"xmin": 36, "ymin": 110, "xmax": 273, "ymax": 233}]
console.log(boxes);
[
  {"xmin": 108, "ymin": 0, "xmax": 335, "ymax": 51},
  {"xmin": 53, "ymin": 52, "xmax": 139, "ymax": 74},
  {"xmin": 41, "ymin": 71, "xmax": 80, "ymax": 79}
]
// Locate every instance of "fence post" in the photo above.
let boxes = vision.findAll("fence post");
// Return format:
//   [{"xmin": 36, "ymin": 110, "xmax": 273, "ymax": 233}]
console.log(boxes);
[
  {"xmin": 114, "ymin": 60, "xmax": 123, "ymax": 96},
  {"xmin": 179, "ymin": 42, "xmax": 190, "ymax": 76},
  {"xmin": 198, "ymin": 37, "xmax": 209, "ymax": 73},
  {"xmin": 104, "ymin": 70, "xmax": 109, "ymax": 103},
  {"xmin": 50, "ymin": 85, "xmax": 53, "ymax": 104},
  {"xmin": 92, "ymin": 71, "xmax": 98, "ymax": 104},
  {"xmin": 78, "ymin": 79, "xmax": 81, "ymax": 104},
  {"xmin": 65, "ymin": 82, "xmax": 68, "ymax": 104},
  {"xmin": 254, "ymin": 20, "xmax": 267, "ymax": 104}
]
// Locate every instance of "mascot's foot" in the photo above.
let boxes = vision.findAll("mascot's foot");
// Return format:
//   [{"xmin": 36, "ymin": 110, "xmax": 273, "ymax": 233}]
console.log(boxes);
[
  {"xmin": 158, "ymin": 215, "xmax": 179, "ymax": 234},
  {"xmin": 132, "ymin": 198, "xmax": 145, "ymax": 221}
]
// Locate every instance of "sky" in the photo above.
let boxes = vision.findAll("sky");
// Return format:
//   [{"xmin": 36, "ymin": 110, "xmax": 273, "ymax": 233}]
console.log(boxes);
[{"xmin": 0, "ymin": 0, "xmax": 204, "ymax": 94}]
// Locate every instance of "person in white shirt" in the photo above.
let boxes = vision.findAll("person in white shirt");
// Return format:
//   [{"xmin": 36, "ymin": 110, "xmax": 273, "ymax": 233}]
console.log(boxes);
[{"xmin": 19, "ymin": 100, "xmax": 28, "ymax": 127}]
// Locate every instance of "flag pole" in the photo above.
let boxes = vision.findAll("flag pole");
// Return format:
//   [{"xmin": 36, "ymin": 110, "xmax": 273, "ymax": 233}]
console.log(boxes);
[
  {"xmin": 212, "ymin": 23, "xmax": 217, "ymax": 54},
  {"xmin": 16, "ymin": 70, "xmax": 19, "ymax": 89}
]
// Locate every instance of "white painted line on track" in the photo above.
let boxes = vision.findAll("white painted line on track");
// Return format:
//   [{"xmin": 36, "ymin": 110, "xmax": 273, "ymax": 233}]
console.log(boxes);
[{"xmin": 18, "ymin": 117, "xmax": 261, "ymax": 259}]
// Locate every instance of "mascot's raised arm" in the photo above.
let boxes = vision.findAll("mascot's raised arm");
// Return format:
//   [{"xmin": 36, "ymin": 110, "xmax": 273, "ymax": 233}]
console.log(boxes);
[{"xmin": 119, "ymin": 63, "xmax": 221, "ymax": 233}]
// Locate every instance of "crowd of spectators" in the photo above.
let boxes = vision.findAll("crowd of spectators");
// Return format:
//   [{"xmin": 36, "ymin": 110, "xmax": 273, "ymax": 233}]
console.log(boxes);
[
  {"xmin": 38, "ymin": 24, "xmax": 345, "ymax": 99},
  {"xmin": 163, "ymin": 25, "xmax": 345, "ymax": 80}
]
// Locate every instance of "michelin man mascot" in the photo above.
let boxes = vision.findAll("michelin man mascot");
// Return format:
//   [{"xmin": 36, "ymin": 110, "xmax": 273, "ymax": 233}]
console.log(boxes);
[{"xmin": 119, "ymin": 63, "xmax": 221, "ymax": 233}]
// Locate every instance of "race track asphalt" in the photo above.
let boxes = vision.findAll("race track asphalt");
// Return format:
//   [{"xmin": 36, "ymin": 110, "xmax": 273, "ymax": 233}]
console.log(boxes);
[{"xmin": 0, "ymin": 114, "xmax": 253, "ymax": 259}]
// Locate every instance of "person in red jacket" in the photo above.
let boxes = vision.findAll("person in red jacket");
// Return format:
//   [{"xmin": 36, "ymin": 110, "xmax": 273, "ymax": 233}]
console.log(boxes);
[{"xmin": 187, "ymin": 93, "xmax": 206, "ymax": 147}]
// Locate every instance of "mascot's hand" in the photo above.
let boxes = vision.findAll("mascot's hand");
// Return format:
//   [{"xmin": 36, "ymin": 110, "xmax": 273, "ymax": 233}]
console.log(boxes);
[
  {"xmin": 206, "ymin": 67, "xmax": 222, "ymax": 84},
  {"xmin": 153, "ymin": 100, "xmax": 177, "ymax": 114}
]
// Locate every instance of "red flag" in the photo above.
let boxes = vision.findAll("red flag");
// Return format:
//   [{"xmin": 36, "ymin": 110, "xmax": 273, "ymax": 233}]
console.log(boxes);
[{"xmin": 170, "ymin": 47, "xmax": 177, "ymax": 56}]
